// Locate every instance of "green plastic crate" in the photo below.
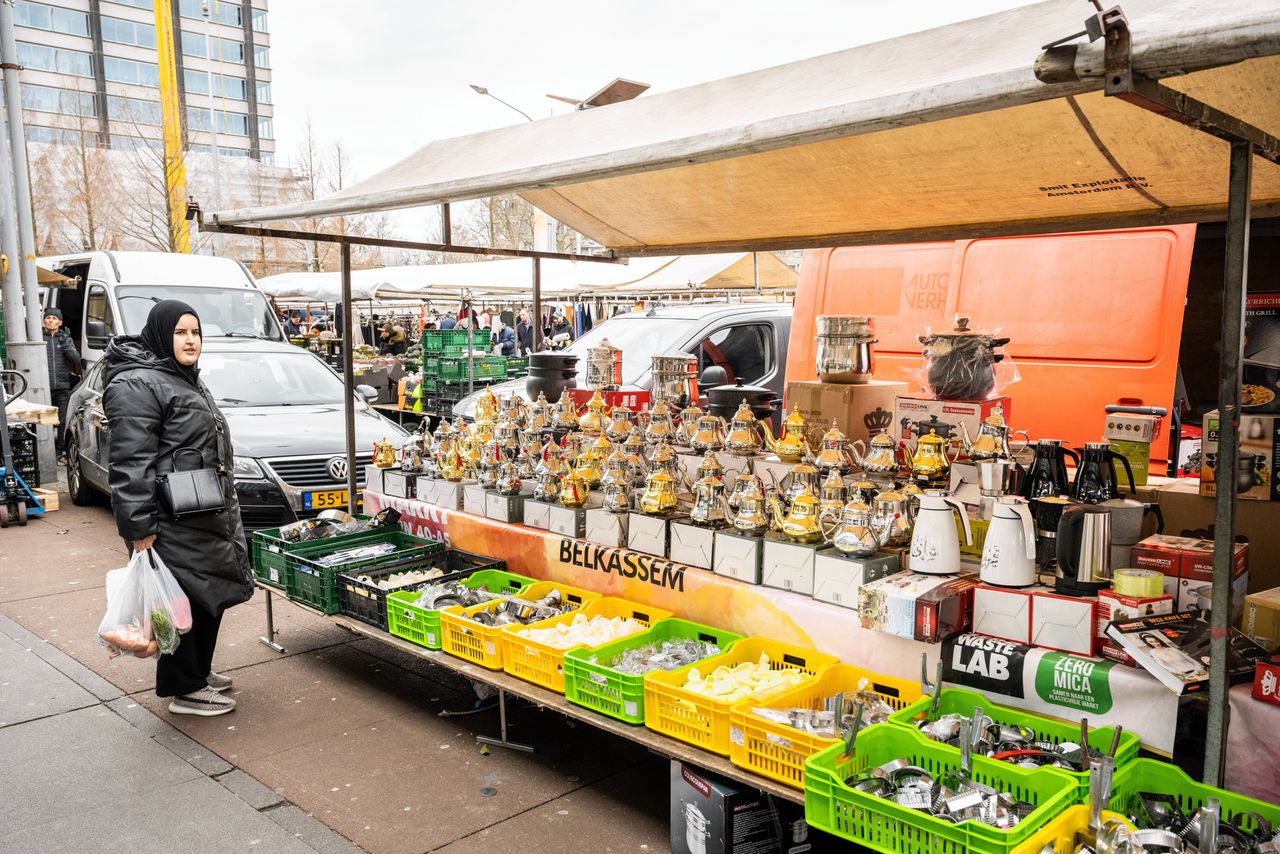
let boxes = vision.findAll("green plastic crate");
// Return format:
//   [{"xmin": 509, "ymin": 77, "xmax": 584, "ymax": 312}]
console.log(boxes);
[
  {"xmin": 563, "ymin": 619, "xmax": 742, "ymax": 725},
  {"xmin": 386, "ymin": 568, "xmax": 534, "ymax": 650},
  {"xmin": 288, "ymin": 531, "xmax": 442, "ymax": 614},
  {"xmin": 422, "ymin": 328, "xmax": 471, "ymax": 354},
  {"xmin": 887, "ymin": 688, "xmax": 1139, "ymax": 802},
  {"xmin": 804, "ymin": 724, "xmax": 1076, "ymax": 854},
  {"xmin": 1109, "ymin": 758, "xmax": 1280, "ymax": 837},
  {"xmin": 251, "ymin": 516, "xmax": 374, "ymax": 590}
]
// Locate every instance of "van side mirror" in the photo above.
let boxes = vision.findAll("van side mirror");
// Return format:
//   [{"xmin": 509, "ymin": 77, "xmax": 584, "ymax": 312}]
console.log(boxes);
[
  {"xmin": 356, "ymin": 384, "xmax": 378, "ymax": 402},
  {"xmin": 85, "ymin": 320, "xmax": 110, "ymax": 350},
  {"xmin": 699, "ymin": 365, "xmax": 729, "ymax": 388}
]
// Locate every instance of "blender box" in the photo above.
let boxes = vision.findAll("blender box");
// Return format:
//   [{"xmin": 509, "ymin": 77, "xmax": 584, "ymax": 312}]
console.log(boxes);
[
  {"xmin": 892, "ymin": 395, "xmax": 1012, "ymax": 461},
  {"xmin": 1200, "ymin": 410, "xmax": 1278, "ymax": 502},
  {"xmin": 669, "ymin": 761, "xmax": 828, "ymax": 854},
  {"xmin": 1244, "ymin": 587, "xmax": 1280, "ymax": 652},
  {"xmin": 859, "ymin": 571, "xmax": 980, "ymax": 643},
  {"xmin": 1110, "ymin": 438, "xmax": 1152, "ymax": 487}
]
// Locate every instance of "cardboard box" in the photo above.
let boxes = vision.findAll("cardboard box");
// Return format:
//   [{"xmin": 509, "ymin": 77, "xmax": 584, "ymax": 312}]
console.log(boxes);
[
  {"xmin": 484, "ymin": 492, "xmax": 524, "ymax": 524},
  {"xmin": 812, "ymin": 551, "xmax": 899, "ymax": 609},
  {"xmin": 522, "ymin": 497, "xmax": 553, "ymax": 530},
  {"xmin": 1096, "ymin": 589, "xmax": 1175, "ymax": 643},
  {"xmin": 1243, "ymin": 292, "xmax": 1280, "ymax": 415},
  {"xmin": 785, "ymin": 379, "xmax": 907, "ymax": 449},
  {"xmin": 364, "ymin": 465, "xmax": 385, "ymax": 495},
  {"xmin": 585, "ymin": 508, "xmax": 628, "ymax": 547},
  {"xmin": 1153, "ymin": 479, "xmax": 1276, "ymax": 591},
  {"xmin": 1253, "ymin": 661, "xmax": 1280, "ymax": 706},
  {"xmin": 1201, "ymin": 410, "xmax": 1278, "ymax": 501},
  {"xmin": 628, "ymin": 512, "xmax": 673, "ymax": 557},
  {"xmin": 761, "ymin": 536, "xmax": 826, "ymax": 596},
  {"xmin": 893, "ymin": 395, "xmax": 1012, "ymax": 460},
  {"xmin": 669, "ymin": 520, "xmax": 716, "ymax": 570},
  {"xmin": 1244, "ymin": 587, "xmax": 1280, "ymax": 652},
  {"xmin": 669, "ymin": 761, "xmax": 828, "ymax": 854},
  {"xmin": 548, "ymin": 503, "xmax": 588, "ymax": 538},
  {"xmin": 859, "ymin": 571, "xmax": 979, "ymax": 643},
  {"xmin": 1110, "ymin": 438, "xmax": 1152, "ymax": 487},
  {"xmin": 1030, "ymin": 591, "xmax": 1097, "ymax": 656},
  {"xmin": 972, "ymin": 584, "xmax": 1036, "ymax": 645},
  {"xmin": 463, "ymin": 484, "xmax": 487, "ymax": 515},
  {"xmin": 712, "ymin": 530, "xmax": 763, "ymax": 584},
  {"xmin": 1178, "ymin": 572, "xmax": 1249, "ymax": 627}
]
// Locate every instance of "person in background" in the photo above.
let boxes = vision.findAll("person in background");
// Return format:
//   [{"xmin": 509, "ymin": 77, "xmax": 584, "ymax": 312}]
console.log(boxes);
[
  {"xmin": 497, "ymin": 319, "xmax": 516, "ymax": 356},
  {"xmin": 439, "ymin": 313, "xmax": 456, "ymax": 330},
  {"xmin": 516, "ymin": 309, "xmax": 533, "ymax": 355},
  {"xmin": 43, "ymin": 308, "xmax": 80, "ymax": 462},
  {"xmin": 477, "ymin": 306, "xmax": 492, "ymax": 331},
  {"xmin": 550, "ymin": 310, "xmax": 574, "ymax": 341},
  {"xmin": 282, "ymin": 313, "xmax": 302, "ymax": 337},
  {"xmin": 380, "ymin": 320, "xmax": 407, "ymax": 356},
  {"xmin": 103, "ymin": 300, "xmax": 252, "ymax": 717}
]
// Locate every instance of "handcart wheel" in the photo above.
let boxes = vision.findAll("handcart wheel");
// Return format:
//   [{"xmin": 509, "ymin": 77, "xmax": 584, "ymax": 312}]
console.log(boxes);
[
  {"xmin": 0, "ymin": 504, "xmax": 10, "ymax": 529},
  {"xmin": 16, "ymin": 501, "xmax": 27, "ymax": 526}
]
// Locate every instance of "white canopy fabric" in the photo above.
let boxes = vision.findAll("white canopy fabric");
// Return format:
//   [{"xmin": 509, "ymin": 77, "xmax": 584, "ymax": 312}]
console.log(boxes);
[
  {"xmin": 256, "ymin": 252, "xmax": 797, "ymax": 302},
  {"xmin": 212, "ymin": 0, "xmax": 1280, "ymax": 254}
]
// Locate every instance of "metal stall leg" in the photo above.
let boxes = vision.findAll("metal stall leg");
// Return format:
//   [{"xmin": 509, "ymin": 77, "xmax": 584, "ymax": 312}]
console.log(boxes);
[
  {"xmin": 259, "ymin": 588, "xmax": 287, "ymax": 653},
  {"xmin": 475, "ymin": 689, "xmax": 535, "ymax": 753}
]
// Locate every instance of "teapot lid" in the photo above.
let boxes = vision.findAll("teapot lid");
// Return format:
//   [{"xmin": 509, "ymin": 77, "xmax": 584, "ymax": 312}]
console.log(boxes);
[
  {"xmin": 790, "ymin": 460, "xmax": 818, "ymax": 474},
  {"xmin": 918, "ymin": 428, "xmax": 945, "ymax": 444},
  {"xmin": 822, "ymin": 469, "xmax": 844, "ymax": 485},
  {"xmin": 823, "ymin": 419, "xmax": 846, "ymax": 440},
  {"xmin": 982, "ymin": 404, "xmax": 1007, "ymax": 429},
  {"xmin": 650, "ymin": 399, "xmax": 672, "ymax": 414},
  {"xmin": 782, "ymin": 403, "xmax": 807, "ymax": 427},
  {"xmin": 733, "ymin": 398, "xmax": 756, "ymax": 418},
  {"xmin": 586, "ymin": 389, "xmax": 606, "ymax": 407},
  {"xmin": 869, "ymin": 430, "xmax": 896, "ymax": 446},
  {"xmin": 694, "ymin": 474, "xmax": 724, "ymax": 488}
]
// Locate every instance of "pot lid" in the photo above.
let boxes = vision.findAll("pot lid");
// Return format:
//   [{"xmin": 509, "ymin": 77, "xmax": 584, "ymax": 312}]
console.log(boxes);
[{"xmin": 708, "ymin": 379, "xmax": 775, "ymax": 400}]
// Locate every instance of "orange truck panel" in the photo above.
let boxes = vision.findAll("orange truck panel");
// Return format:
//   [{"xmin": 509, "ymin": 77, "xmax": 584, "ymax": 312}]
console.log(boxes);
[{"xmin": 786, "ymin": 225, "xmax": 1195, "ymax": 458}]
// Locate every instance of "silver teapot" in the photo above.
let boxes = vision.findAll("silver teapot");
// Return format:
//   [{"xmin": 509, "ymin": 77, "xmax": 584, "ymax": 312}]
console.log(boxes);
[
  {"xmin": 870, "ymin": 490, "xmax": 913, "ymax": 546},
  {"xmin": 688, "ymin": 475, "xmax": 730, "ymax": 528},
  {"xmin": 820, "ymin": 499, "xmax": 880, "ymax": 557}
]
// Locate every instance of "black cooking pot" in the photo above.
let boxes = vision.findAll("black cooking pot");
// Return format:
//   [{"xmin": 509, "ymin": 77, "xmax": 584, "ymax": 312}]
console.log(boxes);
[
  {"xmin": 918, "ymin": 317, "xmax": 1009, "ymax": 401},
  {"xmin": 526, "ymin": 353, "xmax": 579, "ymax": 401},
  {"xmin": 1236, "ymin": 452, "xmax": 1262, "ymax": 494},
  {"xmin": 706, "ymin": 380, "xmax": 779, "ymax": 426}
]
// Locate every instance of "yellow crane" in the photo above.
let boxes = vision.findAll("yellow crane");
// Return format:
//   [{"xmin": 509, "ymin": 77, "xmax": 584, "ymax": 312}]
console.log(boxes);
[{"xmin": 152, "ymin": 0, "xmax": 189, "ymax": 253}]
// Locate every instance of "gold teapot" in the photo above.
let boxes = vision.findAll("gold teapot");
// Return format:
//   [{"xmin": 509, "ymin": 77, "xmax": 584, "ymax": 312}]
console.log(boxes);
[
  {"xmin": 643, "ymin": 400, "xmax": 677, "ymax": 445},
  {"xmin": 724, "ymin": 399, "xmax": 764, "ymax": 456},
  {"xmin": 820, "ymin": 499, "xmax": 880, "ymax": 557},
  {"xmin": 761, "ymin": 403, "xmax": 815, "ymax": 464},
  {"xmin": 640, "ymin": 467, "xmax": 678, "ymax": 515},
  {"xmin": 806, "ymin": 420, "xmax": 864, "ymax": 475},
  {"xmin": 819, "ymin": 469, "xmax": 847, "ymax": 520},
  {"xmin": 578, "ymin": 389, "xmax": 610, "ymax": 436},
  {"xmin": 906, "ymin": 428, "xmax": 960, "ymax": 485},
  {"xmin": 675, "ymin": 404, "xmax": 704, "ymax": 447},
  {"xmin": 605, "ymin": 405, "xmax": 636, "ymax": 442},
  {"xmin": 769, "ymin": 483, "xmax": 824, "ymax": 543},
  {"xmin": 958, "ymin": 405, "xmax": 1030, "ymax": 462},
  {"xmin": 436, "ymin": 438, "xmax": 466, "ymax": 483},
  {"xmin": 573, "ymin": 445, "xmax": 605, "ymax": 488},
  {"xmin": 475, "ymin": 386, "xmax": 500, "ymax": 426},
  {"xmin": 688, "ymin": 475, "xmax": 730, "ymax": 528},
  {"xmin": 470, "ymin": 416, "xmax": 495, "ymax": 445},
  {"xmin": 529, "ymin": 392, "xmax": 553, "ymax": 431},
  {"xmin": 689, "ymin": 414, "xmax": 728, "ymax": 453},
  {"xmin": 730, "ymin": 481, "xmax": 771, "ymax": 536},
  {"xmin": 532, "ymin": 456, "xmax": 565, "ymax": 501},
  {"xmin": 373, "ymin": 437, "xmax": 398, "ymax": 469},
  {"xmin": 696, "ymin": 450, "xmax": 725, "ymax": 483},
  {"xmin": 553, "ymin": 388, "xmax": 579, "ymax": 430},
  {"xmin": 853, "ymin": 430, "xmax": 904, "ymax": 477},
  {"xmin": 558, "ymin": 468, "xmax": 590, "ymax": 507}
]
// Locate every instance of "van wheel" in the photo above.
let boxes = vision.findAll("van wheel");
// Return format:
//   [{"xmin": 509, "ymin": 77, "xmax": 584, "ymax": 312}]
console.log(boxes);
[{"xmin": 66, "ymin": 442, "xmax": 99, "ymax": 506}]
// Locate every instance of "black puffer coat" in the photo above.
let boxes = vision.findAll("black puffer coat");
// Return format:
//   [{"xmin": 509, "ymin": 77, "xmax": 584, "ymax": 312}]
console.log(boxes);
[{"xmin": 103, "ymin": 337, "xmax": 252, "ymax": 615}]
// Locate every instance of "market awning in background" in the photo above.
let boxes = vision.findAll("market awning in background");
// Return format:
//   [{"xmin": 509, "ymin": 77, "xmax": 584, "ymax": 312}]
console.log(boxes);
[
  {"xmin": 210, "ymin": 0, "xmax": 1280, "ymax": 254},
  {"xmin": 256, "ymin": 252, "xmax": 796, "ymax": 303}
]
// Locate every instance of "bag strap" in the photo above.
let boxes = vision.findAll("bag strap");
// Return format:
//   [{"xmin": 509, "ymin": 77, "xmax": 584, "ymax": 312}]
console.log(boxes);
[{"xmin": 171, "ymin": 447, "xmax": 208, "ymax": 470}]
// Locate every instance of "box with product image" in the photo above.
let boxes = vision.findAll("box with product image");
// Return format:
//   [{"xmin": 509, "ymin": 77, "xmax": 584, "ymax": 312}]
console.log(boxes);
[
  {"xmin": 1244, "ymin": 587, "xmax": 1280, "ymax": 652},
  {"xmin": 1254, "ymin": 660, "xmax": 1280, "ymax": 707},
  {"xmin": 669, "ymin": 761, "xmax": 833, "ymax": 854},
  {"xmin": 1104, "ymin": 413, "xmax": 1163, "ymax": 487},
  {"xmin": 1096, "ymin": 588, "xmax": 1175, "ymax": 666},
  {"xmin": 1130, "ymin": 534, "xmax": 1249, "ymax": 620},
  {"xmin": 1243, "ymin": 292, "xmax": 1280, "ymax": 415},
  {"xmin": 1200, "ymin": 410, "xmax": 1278, "ymax": 501},
  {"xmin": 1105, "ymin": 610, "xmax": 1272, "ymax": 695},
  {"xmin": 859, "ymin": 571, "xmax": 980, "ymax": 643},
  {"xmin": 785, "ymin": 379, "xmax": 908, "ymax": 450},
  {"xmin": 892, "ymin": 395, "xmax": 1012, "ymax": 461}
]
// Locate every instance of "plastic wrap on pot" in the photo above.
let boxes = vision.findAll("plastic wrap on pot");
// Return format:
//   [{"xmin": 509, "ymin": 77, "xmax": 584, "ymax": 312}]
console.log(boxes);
[{"xmin": 909, "ymin": 316, "xmax": 1020, "ymax": 400}]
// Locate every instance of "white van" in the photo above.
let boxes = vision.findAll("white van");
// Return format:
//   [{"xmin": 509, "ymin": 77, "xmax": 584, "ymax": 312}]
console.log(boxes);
[{"xmin": 39, "ymin": 251, "xmax": 285, "ymax": 364}]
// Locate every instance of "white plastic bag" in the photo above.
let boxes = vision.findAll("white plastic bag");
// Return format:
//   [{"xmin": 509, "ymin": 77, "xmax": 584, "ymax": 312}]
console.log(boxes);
[{"xmin": 96, "ymin": 550, "xmax": 193, "ymax": 659}]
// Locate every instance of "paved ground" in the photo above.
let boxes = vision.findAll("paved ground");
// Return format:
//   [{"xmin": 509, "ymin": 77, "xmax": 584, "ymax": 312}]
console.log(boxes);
[{"xmin": 1, "ymin": 494, "xmax": 671, "ymax": 854}]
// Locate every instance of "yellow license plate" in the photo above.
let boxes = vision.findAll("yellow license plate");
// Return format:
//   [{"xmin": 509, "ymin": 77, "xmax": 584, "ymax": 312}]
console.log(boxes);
[{"xmin": 304, "ymin": 490, "xmax": 349, "ymax": 510}]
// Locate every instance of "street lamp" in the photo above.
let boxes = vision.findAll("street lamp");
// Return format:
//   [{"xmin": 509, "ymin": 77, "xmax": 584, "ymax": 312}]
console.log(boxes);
[{"xmin": 468, "ymin": 84, "xmax": 533, "ymax": 123}]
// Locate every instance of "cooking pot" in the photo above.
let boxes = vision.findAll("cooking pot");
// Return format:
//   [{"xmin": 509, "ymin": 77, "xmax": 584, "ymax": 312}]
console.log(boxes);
[
  {"xmin": 706, "ymin": 379, "xmax": 778, "ymax": 427},
  {"xmin": 650, "ymin": 353, "xmax": 698, "ymax": 408},
  {"xmin": 1236, "ymin": 452, "xmax": 1262, "ymax": 494},
  {"xmin": 917, "ymin": 316, "xmax": 1009, "ymax": 400},
  {"xmin": 525, "ymin": 353, "xmax": 579, "ymax": 401},
  {"xmin": 815, "ymin": 315, "xmax": 876, "ymax": 384}
]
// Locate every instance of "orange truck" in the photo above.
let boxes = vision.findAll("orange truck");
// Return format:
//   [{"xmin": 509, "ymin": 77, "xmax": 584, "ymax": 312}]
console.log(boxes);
[{"xmin": 785, "ymin": 225, "xmax": 1198, "ymax": 459}]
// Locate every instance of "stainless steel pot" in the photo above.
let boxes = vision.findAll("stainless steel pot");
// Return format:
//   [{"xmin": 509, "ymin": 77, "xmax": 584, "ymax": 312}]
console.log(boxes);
[
  {"xmin": 650, "ymin": 353, "xmax": 698, "ymax": 407},
  {"xmin": 815, "ymin": 315, "xmax": 876, "ymax": 384}
]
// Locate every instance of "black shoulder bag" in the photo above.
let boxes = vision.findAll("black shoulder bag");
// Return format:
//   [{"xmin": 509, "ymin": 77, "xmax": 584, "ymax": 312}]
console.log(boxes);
[{"xmin": 156, "ymin": 447, "xmax": 226, "ymax": 519}]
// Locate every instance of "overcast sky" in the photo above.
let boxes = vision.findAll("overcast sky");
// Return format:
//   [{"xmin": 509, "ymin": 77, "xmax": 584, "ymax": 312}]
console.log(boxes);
[{"xmin": 268, "ymin": 0, "xmax": 1036, "ymax": 188}]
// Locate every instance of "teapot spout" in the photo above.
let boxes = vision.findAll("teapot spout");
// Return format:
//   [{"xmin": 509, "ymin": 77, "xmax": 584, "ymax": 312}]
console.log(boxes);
[
  {"xmin": 759, "ymin": 419, "xmax": 778, "ymax": 453},
  {"xmin": 958, "ymin": 421, "xmax": 976, "ymax": 454}
]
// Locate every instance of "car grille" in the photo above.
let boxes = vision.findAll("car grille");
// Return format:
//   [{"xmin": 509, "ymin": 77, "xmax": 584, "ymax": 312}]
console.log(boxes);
[
  {"xmin": 240, "ymin": 504, "xmax": 291, "ymax": 532},
  {"xmin": 263, "ymin": 455, "xmax": 372, "ymax": 489}
]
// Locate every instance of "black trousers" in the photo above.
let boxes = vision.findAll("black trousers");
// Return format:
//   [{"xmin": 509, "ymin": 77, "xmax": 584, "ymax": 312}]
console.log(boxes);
[
  {"xmin": 155, "ymin": 601, "xmax": 223, "ymax": 698},
  {"xmin": 50, "ymin": 388, "xmax": 70, "ymax": 453}
]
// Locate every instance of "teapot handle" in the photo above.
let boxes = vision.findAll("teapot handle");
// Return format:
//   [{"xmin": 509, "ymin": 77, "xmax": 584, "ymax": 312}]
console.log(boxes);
[
  {"xmin": 1010, "ymin": 500, "xmax": 1037, "ymax": 559},
  {"xmin": 946, "ymin": 439, "xmax": 963, "ymax": 464},
  {"xmin": 1009, "ymin": 430, "xmax": 1031, "ymax": 457},
  {"xmin": 1108, "ymin": 450, "xmax": 1137, "ymax": 495},
  {"xmin": 850, "ymin": 439, "xmax": 868, "ymax": 459},
  {"xmin": 944, "ymin": 495, "xmax": 973, "ymax": 546},
  {"xmin": 818, "ymin": 508, "xmax": 838, "ymax": 542}
]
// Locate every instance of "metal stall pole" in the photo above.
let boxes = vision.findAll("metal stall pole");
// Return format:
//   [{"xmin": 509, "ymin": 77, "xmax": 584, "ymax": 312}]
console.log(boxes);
[
  {"xmin": 342, "ymin": 243, "xmax": 358, "ymax": 515},
  {"xmin": 475, "ymin": 689, "xmax": 535, "ymax": 753},
  {"xmin": 532, "ymin": 258, "xmax": 543, "ymax": 352},
  {"xmin": 1203, "ymin": 140, "xmax": 1252, "ymax": 787}
]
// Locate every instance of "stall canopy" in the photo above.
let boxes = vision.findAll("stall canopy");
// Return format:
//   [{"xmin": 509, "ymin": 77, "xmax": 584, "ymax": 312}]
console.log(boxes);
[
  {"xmin": 256, "ymin": 252, "xmax": 796, "ymax": 303},
  {"xmin": 211, "ymin": 0, "xmax": 1280, "ymax": 255}
]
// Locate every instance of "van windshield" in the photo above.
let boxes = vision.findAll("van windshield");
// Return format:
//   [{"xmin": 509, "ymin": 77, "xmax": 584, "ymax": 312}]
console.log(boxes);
[{"xmin": 117, "ymin": 286, "xmax": 282, "ymax": 340}]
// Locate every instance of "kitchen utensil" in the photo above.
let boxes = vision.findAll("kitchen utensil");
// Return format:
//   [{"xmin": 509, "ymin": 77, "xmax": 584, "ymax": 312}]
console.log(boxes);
[
  {"xmin": 526, "ymin": 353, "xmax": 580, "ymax": 403},
  {"xmin": 1070, "ymin": 441, "xmax": 1136, "ymax": 504},
  {"xmin": 730, "ymin": 480, "xmax": 771, "ymax": 535},
  {"xmin": 640, "ymin": 466, "xmax": 678, "ymax": 515},
  {"xmin": 584, "ymin": 338, "xmax": 622, "ymax": 390},
  {"xmin": 650, "ymin": 353, "xmax": 699, "ymax": 409},
  {"xmin": 910, "ymin": 491, "xmax": 972, "ymax": 575},
  {"xmin": 689, "ymin": 414, "xmax": 728, "ymax": 452},
  {"xmin": 870, "ymin": 490, "xmax": 913, "ymax": 547},
  {"xmin": 761, "ymin": 403, "xmax": 816, "ymax": 463},
  {"xmin": 769, "ymin": 483, "xmax": 824, "ymax": 543},
  {"xmin": 980, "ymin": 497, "xmax": 1037, "ymax": 587},
  {"xmin": 815, "ymin": 315, "xmax": 877, "ymax": 384},
  {"xmin": 706, "ymin": 379, "xmax": 778, "ymax": 425},
  {"xmin": 807, "ymin": 420, "xmax": 863, "ymax": 475},
  {"xmin": 577, "ymin": 389, "xmax": 610, "ymax": 436},
  {"xmin": 1030, "ymin": 495, "xmax": 1072, "ymax": 567},
  {"xmin": 820, "ymin": 499, "xmax": 879, "ymax": 556},
  {"xmin": 688, "ymin": 475, "xmax": 730, "ymax": 527},
  {"xmin": 674, "ymin": 403, "xmax": 703, "ymax": 447},
  {"xmin": 917, "ymin": 316, "xmax": 1009, "ymax": 400},
  {"xmin": 723, "ymin": 399, "xmax": 766, "ymax": 456},
  {"xmin": 905, "ymin": 428, "xmax": 960, "ymax": 486},
  {"xmin": 958, "ymin": 405, "xmax": 1029, "ymax": 462},
  {"xmin": 1020, "ymin": 440, "xmax": 1081, "ymax": 500},
  {"xmin": 852, "ymin": 430, "xmax": 903, "ymax": 478},
  {"xmin": 1101, "ymin": 497, "xmax": 1165, "ymax": 569},
  {"xmin": 642, "ymin": 399, "xmax": 677, "ymax": 444},
  {"xmin": 1055, "ymin": 504, "xmax": 1112, "ymax": 596},
  {"xmin": 975, "ymin": 458, "xmax": 1020, "ymax": 520}
]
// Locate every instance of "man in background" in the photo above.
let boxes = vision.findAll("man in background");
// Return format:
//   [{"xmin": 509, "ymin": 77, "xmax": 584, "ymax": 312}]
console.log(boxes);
[
  {"xmin": 42, "ymin": 308, "xmax": 80, "ymax": 461},
  {"xmin": 516, "ymin": 309, "xmax": 533, "ymax": 355}
]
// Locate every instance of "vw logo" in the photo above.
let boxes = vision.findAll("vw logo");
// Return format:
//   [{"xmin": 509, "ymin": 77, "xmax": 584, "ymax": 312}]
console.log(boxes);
[{"xmin": 327, "ymin": 457, "xmax": 348, "ymax": 481}]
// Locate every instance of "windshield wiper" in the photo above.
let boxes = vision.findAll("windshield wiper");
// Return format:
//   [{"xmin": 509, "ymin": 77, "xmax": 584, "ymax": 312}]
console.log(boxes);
[
  {"xmin": 217, "ymin": 332, "xmax": 265, "ymax": 339},
  {"xmin": 216, "ymin": 397, "xmax": 250, "ymax": 404}
]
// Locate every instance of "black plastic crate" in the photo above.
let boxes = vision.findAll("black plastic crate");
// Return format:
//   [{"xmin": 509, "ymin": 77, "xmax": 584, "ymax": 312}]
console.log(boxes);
[
  {"xmin": 288, "ymin": 531, "xmax": 442, "ymax": 614},
  {"xmin": 338, "ymin": 548, "xmax": 507, "ymax": 630},
  {"xmin": 7, "ymin": 424, "xmax": 38, "ymax": 486}
]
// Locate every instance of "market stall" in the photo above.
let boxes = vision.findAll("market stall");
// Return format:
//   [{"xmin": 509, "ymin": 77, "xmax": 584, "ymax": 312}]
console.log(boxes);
[{"xmin": 205, "ymin": 1, "xmax": 1280, "ymax": 850}]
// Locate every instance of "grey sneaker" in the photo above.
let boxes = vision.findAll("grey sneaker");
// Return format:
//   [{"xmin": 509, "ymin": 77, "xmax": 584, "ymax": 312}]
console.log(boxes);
[
  {"xmin": 169, "ymin": 687, "xmax": 236, "ymax": 716},
  {"xmin": 206, "ymin": 671, "xmax": 233, "ymax": 692}
]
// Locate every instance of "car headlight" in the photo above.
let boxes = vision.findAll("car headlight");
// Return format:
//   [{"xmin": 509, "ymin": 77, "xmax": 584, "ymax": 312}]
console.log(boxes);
[{"xmin": 232, "ymin": 456, "xmax": 267, "ymax": 480}]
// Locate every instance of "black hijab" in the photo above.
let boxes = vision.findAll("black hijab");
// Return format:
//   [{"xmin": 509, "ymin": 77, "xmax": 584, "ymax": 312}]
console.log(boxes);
[{"xmin": 140, "ymin": 299, "xmax": 202, "ymax": 384}]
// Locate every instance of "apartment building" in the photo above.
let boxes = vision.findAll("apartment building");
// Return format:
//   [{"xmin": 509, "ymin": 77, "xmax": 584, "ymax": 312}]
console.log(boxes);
[{"xmin": 15, "ymin": 0, "xmax": 274, "ymax": 162}]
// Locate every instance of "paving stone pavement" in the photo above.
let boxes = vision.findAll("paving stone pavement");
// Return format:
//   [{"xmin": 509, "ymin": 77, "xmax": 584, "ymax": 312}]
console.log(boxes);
[{"xmin": 1, "ymin": 497, "xmax": 673, "ymax": 853}]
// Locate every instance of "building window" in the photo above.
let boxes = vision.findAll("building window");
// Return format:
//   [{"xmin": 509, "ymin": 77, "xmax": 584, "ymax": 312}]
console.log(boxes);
[
  {"xmin": 22, "ymin": 84, "xmax": 96, "ymax": 118},
  {"xmin": 14, "ymin": 1, "xmax": 90, "ymax": 37},
  {"xmin": 259, "ymin": 150, "xmax": 274, "ymax": 165},
  {"xmin": 257, "ymin": 116, "xmax": 272, "ymax": 140},
  {"xmin": 187, "ymin": 142, "xmax": 252, "ymax": 158},
  {"xmin": 26, "ymin": 125, "xmax": 94, "ymax": 146},
  {"xmin": 184, "ymin": 68, "xmax": 246, "ymax": 100},
  {"xmin": 17, "ymin": 42, "xmax": 93, "ymax": 77},
  {"xmin": 181, "ymin": 31, "xmax": 243, "ymax": 63},
  {"xmin": 103, "ymin": 56, "xmax": 160, "ymax": 88},
  {"xmin": 107, "ymin": 0, "xmax": 155, "ymax": 8},
  {"xmin": 101, "ymin": 16, "xmax": 157, "ymax": 49},
  {"xmin": 180, "ymin": 29, "xmax": 205, "ymax": 57},
  {"xmin": 178, "ymin": 0, "xmax": 241, "ymax": 26},
  {"xmin": 254, "ymin": 80, "xmax": 270, "ymax": 104},
  {"xmin": 111, "ymin": 134, "xmax": 162, "ymax": 151},
  {"xmin": 251, "ymin": 7, "xmax": 267, "ymax": 32},
  {"xmin": 107, "ymin": 95, "xmax": 162, "ymax": 125},
  {"xmin": 253, "ymin": 44, "xmax": 268, "ymax": 68},
  {"xmin": 186, "ymin": 106, "xmax": 249, "ymax": 136}
]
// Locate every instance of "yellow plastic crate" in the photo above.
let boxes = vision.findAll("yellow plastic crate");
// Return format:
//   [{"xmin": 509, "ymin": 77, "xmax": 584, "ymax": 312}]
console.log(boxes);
[
  {"xmin": 643, "ymin": 638, "xmax": 837, "ymax": 756},
  {"xmin": 438, "ymin": 581, "xmax": 599, "ymax": 670},
  {"xmin": 1010, "ymin": 805, "xmax": 1135, "ymax": 854},
  {"xmin": 500, "ymin": 598, "xmax": 674, "ymax": 693},
  {"xmin": 728, "ymin": 663, "xmax": 922, "ymax": 789}
]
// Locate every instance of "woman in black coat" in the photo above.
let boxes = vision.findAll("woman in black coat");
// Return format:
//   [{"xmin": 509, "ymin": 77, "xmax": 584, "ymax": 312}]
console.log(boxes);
[{"xmin": 104, "ymin": 300, "xmax": 252, "ymax": 717}]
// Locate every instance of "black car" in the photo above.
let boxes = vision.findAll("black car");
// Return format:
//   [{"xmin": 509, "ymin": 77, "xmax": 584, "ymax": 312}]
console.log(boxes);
[{"xmin": 64, "ymin": 338, "xmax": 408, "ymax": 535}]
